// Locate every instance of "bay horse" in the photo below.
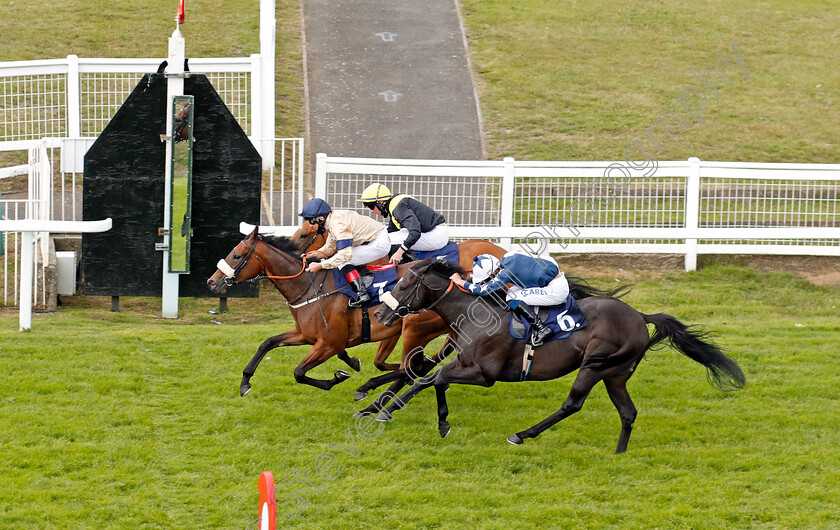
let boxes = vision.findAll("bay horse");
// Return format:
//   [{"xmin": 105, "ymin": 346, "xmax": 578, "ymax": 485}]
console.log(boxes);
[
  {"xmin": 206, "ymin": 227, "xmax": 505, "ymax": 399},
  {"xmin": 373, "ymin": 258, "xmax": 745, "ymax": 453}
]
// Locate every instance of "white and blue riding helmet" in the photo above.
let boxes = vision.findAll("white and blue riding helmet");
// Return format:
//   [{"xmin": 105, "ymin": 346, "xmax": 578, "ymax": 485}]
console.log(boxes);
[{"xmin": 472, "ymin": 254, "xmax": 501, "ymax": 283}]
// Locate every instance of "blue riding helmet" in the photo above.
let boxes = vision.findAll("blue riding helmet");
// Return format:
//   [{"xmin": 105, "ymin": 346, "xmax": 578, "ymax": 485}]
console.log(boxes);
[{"xmin": 299, "ymin": 198, "xmax": 332, "ymax": 219}]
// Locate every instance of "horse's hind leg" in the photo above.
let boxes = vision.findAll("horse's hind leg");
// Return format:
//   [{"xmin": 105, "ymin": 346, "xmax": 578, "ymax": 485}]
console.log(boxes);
[
  {"xmin": 337, "ymin": 350, "xmax": 361, "ymax": 372},
  {"xmin": 372, "ymin": 335, "xmax": 401, "ymax": 372},
  {"xmin": 604, "ymin": 373, "xmax": 637, "ymax": 454},
  {"xmin": 293, "ymin": 341, "xmax": 352, "ymax": 391},
  {"xmin": 354, "ymin": 370, "xmax": 405, "ymax": 404},
  {"xmin": 508, "ymin": 367, "xmax": 601, "ymax": 445},
  {"xmin": 241, "ymin": 330, "xmax": 308, "ymax": 397}
]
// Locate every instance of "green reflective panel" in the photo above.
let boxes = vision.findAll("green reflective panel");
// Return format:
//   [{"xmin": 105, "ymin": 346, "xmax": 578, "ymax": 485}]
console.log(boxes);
[{"xmin": 169, "ymin": 95, "xmax": 194, "ymax": 273}]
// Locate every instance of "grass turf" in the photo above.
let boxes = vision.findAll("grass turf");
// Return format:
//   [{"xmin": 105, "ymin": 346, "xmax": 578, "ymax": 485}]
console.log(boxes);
[{"xmin": 1, "ymin": 265, "xmax": 838, "ymax": 528}]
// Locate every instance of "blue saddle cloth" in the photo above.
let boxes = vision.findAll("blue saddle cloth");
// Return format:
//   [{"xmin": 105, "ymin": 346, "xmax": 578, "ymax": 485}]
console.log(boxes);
[
  {"xmin": 509, "ymin": 295, "xmax": 588, "ymax": 343},
  {"xmin": 414, "ymin": 241, "xmax": 459, "ymax": 264},
  {"xmin": 332, "ymin": 264, "xmax": 398, "ymax": 307}
]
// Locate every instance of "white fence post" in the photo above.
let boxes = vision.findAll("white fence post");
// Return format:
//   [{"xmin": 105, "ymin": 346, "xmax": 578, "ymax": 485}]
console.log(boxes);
[
  {"xmin": 684, "ymin": 157, "xmax": 701, "ymax": 271},
  {"xmin": 315, "ymin": 153, "xmax": 327, "ymax": 199},
  {"xmin": 250, "ymin": 53, "xmax": 263, "ymax": 159},
  {"xmin": 298, "ymin": 138, "xmax": 305, "ymax": 215},
  {"xmin": 500, "ymin": 157, "xmax": 516, "ymax": 248},
  {"xmin": 259, "ymin": 0, "xmax": 276, "ymax": 170},
  {"xmin": 66, "ymin": 55, "xmax": 81, "ymax": 138}
]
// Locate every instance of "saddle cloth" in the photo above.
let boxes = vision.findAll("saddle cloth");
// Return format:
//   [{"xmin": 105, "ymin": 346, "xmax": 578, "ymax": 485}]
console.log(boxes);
[
  {"xmin": 332, "ymin": 263, "xmax": 398, "ymax": 307},
  {"xmin": 509, "ymin": 295, "xmax": 588, "ymax": 343},
  {"xmin": 414, "ymin": 241, "xmax": 459, "ymax": 264}
]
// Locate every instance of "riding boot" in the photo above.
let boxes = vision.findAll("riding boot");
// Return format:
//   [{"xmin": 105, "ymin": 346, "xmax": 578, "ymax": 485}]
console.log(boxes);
[
  {"xmin": 342, "ymin": 265, "xmax": 371, "ymax": 308},
  {"xmin": 511, "ymin": 303, "xmax": 552, "ymax": 347}
]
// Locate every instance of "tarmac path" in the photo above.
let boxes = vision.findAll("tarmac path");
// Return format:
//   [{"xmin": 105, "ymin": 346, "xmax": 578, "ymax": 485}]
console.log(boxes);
[{"xmin": 302, "ymin": 0, "xmax": 484, "ymax": 160}]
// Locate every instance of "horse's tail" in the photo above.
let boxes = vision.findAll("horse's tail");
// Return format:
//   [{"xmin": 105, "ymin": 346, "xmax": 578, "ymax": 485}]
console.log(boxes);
[
  {"xmin": 566, "ymin": 275, "xmax": 632, "ymax": 300},
  {"xmin": 643, "ymin": 313, "xmax": 745, "ymax": 391}
]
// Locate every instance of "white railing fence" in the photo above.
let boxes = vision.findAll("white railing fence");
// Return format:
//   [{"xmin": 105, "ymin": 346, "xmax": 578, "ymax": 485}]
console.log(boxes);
[
  {"xmin": 315, "ymin": 154, "xmax": 840, "ymax": 270},
  {"xmin": 0, "ymin": 55, "xmax": 273, "ymax": 155}
]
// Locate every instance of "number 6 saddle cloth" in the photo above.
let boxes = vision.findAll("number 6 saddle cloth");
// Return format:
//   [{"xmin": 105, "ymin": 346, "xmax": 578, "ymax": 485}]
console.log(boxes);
[{"xmin": 510, "ymin": 295, "xmax": 588, "ymax": 343}]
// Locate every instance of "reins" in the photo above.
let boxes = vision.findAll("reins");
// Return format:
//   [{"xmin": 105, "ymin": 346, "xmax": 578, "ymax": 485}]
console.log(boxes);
[{"xmin": 221, "ymin": 237, "xmax": 308, "ymax": 286}]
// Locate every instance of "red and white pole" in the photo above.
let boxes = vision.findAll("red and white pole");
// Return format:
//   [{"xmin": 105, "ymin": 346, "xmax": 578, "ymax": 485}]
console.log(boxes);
[{"xmin": 258, "ymin": 471, "xmax": 276, "ymax": 530}]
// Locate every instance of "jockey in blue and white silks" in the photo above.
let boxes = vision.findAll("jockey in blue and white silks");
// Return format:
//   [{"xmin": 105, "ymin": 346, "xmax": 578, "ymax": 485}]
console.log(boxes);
[{"xmin": 452, "ymin": 250, "xmax": 570, "ymax": 347}]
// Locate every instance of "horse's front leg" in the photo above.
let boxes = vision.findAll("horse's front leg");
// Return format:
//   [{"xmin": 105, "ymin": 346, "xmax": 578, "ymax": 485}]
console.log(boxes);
[
  {"xmin": 378, "ymin": 357, "xmax": 494, "ymax": 438},
  {"xmin": 241, "ymin": 329, "xmax": 309, "ymax": 396},
  {"xmin": 356, "ymin": 339, "xmax": 445, "ymax": 412},
  {"xmin": 435, "ymin": 383, "xmax": 450, "ymax": 439},
  {"xmin": 292, "ymin": 340, "xmax": 353, "ymax": 391}
]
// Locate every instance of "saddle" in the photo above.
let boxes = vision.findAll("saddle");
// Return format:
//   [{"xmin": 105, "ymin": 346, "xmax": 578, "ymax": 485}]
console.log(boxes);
[
  {"xmin": 509, "ymin": 296, "xmax": 588, "ymax": 344},
  {"xmin": 331, "ymin": 263, "xmax": 398, "ymax": 308},
  {"xmin": 413, "ymin": 241, "xmax": 459, "ymax": 264}
]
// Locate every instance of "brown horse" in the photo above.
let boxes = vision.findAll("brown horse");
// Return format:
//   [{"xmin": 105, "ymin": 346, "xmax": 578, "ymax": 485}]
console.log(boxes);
[
  {"xmin": 206, "ymin": 227, "xmax": 505, "ymax": 401},
  {"xmin": 373, "ymin": 259, "xmax": 745, "ymax": 453}
]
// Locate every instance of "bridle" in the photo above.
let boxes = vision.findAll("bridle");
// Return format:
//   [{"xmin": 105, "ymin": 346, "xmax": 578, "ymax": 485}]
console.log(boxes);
[
  {"xmin": 216, "ymin": 237, "xmax": 308, "ymax": 287},
  {"xmin": 380, "ymin": 266, "xmax": 457, "ymax": 318},
  {"xmin": 297, "ymin": 227, "xmax": 326, "ymax": 258}
]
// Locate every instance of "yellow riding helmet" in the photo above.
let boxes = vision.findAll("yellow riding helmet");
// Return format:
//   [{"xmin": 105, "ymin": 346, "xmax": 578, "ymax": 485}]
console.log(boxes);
[{"xmin": 358, "ymin": 183, "xmax": 393, "ymax": 203}]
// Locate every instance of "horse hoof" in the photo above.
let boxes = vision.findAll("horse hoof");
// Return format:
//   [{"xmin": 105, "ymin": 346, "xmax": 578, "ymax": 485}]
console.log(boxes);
[
  {"xmin": 240, "ymin": 384, "xmax": 251, "ymax": 397},
  {"xmin": 348, "ymin": 357, "xmax": 361, "ymax": 372},
  {"xmin": 439, "ymin": 424, "xmax": 451, "ymax": 438},
  {"xmin": 506, "ymin": 433, "xmax": 523, "ymax": 445},
  {"xmin": 375, "ymin": 410, "xmax": 393, "ymax": 422},
  {"xmin": 354, "ymin": 390, "xmax": 368, "ymax": 402},
  {"xmin": 334, "ymin": 370, "xmax": 351, "ymax": 383}
]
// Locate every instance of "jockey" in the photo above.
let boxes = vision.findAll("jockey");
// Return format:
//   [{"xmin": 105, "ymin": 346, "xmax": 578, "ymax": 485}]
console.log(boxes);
[
  {"xmin": 359, "ymin": 183, "xmax": 449, "ymax": 264},
  {"xmin": 299, "ymin": 198, "xmax": 391, "ymax": 307},
  {"xmin": 449, "ymin": 250, "xmax": 570, "ymax": 347}
]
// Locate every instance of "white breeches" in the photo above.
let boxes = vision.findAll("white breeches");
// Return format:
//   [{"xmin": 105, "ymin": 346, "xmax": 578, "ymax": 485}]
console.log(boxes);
[
  {"xmin": 335, "ymin": 229, "xmax": 391, "ymax": 267},
  {"xmin": 506, "ymin": 273, "xmax": 570, "ymax": 307},
  {"xmin": 388, "ymin": 224, "xmax": 450, "ymax": 251}
]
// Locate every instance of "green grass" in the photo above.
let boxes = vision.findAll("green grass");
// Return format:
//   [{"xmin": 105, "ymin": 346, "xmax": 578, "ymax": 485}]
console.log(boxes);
[
  {"xmin": 1, "ymin": 266, "xmax": 839, "ymax": 528},
  {"xmin": 461, "ymin": 0, "xmax": 840, "ymax": 163}
]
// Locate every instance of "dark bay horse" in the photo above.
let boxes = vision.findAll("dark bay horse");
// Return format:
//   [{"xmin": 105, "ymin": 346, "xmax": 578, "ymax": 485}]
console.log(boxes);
[
  {"xmin": 373, "ymin": 259, "xmax": 745, "ymax": 453},
  {"xmin": 206, "ymin": 227, "xmax": 505, "ymax": 399}
]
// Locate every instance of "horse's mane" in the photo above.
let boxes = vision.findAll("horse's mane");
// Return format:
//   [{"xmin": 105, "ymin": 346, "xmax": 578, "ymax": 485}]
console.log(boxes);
[
  {"xmin": 422, "ymin": 258, "xmax": 466, "ymax": 278},
  {"xmin": 260, "ymin": 235, "xmax": 303, "ymax": 260}
]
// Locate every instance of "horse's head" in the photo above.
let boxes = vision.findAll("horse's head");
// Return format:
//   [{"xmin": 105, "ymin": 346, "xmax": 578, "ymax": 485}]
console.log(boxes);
[
  {"xmin": 374, "ymin": 258, "xmax": 464, "ymax": 326},
  {"xmin": 291, "ymin": 221, "xmax": 327, "ymax": 254},
  {"xmin": 206, "ymin": 227, "xmax": 265, "ymax": 295}
]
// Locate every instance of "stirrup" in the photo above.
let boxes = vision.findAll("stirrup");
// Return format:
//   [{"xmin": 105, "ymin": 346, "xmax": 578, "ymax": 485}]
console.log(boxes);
[
  {"xmin": 529, "ymin": 324, "xmax": 552, "ymax": 347},
  {"xmin": 349, "ymin": 292, "xmax": 371, "ymax": 308}
]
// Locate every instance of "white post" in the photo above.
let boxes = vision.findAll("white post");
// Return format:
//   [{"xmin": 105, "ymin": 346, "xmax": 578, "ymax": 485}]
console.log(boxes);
[
  {"xmin": 259, "ymin": 0, "xmax": 276, "ymax": 170},
  {"xmin": 500, "ymin": 157, "xmax": 516, "ymax": 249},
  {"xmin": 162, "ymin": 28, "xmax": 186, "ymax": 318},
  {"xmin": 19, "ymin": 231, "xmax": 34, "ymax": 331},
  {"xmin": 315, "ymin": 153, "xmax": 327, "ymax": 199},
  {"xmin": 66, "ymin": 55, "xmax": 81, "ymax": 138},
  {"xmin": 684, "ymin": 157, "xmax": 701, "ymax": 271},
  {"xmin": 298, "ymin": 139, "xmax": 305, "ymax": 215},
  {"xmin": 250, "ymin": 53, "xmax": 262, "ymax": 155}
]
